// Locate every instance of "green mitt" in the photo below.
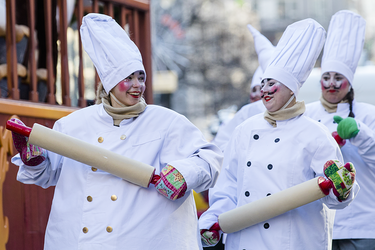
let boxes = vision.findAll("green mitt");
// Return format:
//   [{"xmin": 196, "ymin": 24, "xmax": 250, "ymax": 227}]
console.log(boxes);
[{"xmin": 334, "ymin": 116, "xmax": 360, "ymax": 139}]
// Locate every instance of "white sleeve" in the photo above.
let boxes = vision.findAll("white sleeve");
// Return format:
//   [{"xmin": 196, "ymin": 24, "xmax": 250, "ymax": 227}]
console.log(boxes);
[
  {"xmin": 13, "ymin": 119, "xmax": 65, "ymax": 189},
  {"xmin": 311, "ymin": 132, "xmax": 359, "ymax": 209},
  {"xmin": 349, "ymin": 120, "xmax": 375, "ymax": 170},
  {"xmin": 161, "ymin": 114, "xmax": 223, "ymax": 193},
  {"xmin": 199, "ymin": 127, "xmax": 240, "ymax": 230}
]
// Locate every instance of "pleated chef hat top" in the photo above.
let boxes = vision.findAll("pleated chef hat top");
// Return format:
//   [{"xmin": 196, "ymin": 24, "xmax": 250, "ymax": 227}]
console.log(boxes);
[
  {"xmin": 262, "ymin": 18, "xmax": 326, "ymax": 96},
  {"xmin": 321, "ymin": 10, "xmax": 366, "ymax": 85},
  {"xmin": 80, "ymin": 13, "xmax": 146, "ymax": 93},
  {"xmin": 247, "ymin": 24, "xmax": 275, "ymax": 73}
]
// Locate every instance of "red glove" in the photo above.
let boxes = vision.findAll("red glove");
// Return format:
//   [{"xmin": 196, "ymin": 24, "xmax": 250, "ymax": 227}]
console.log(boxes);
[
  {"xmin": 11, "ymin": 118, "xmax": 47, "ymax": 166},
  {"xmin": 324, "ymin": 160, "xmax": 356, "ymax": 202},
  {"xmin": 200, "ymin": 223, "xmax": 221, "ymax": 246},
  {"xmin": 332, "ymin": 131, "xmax": 346, "ymax": 148}
]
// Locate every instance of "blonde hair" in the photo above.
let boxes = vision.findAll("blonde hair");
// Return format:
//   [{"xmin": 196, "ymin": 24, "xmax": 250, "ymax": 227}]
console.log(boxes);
[{"xmin": 95, "ymin": 82, "xmax": 108, "ymax": 104}]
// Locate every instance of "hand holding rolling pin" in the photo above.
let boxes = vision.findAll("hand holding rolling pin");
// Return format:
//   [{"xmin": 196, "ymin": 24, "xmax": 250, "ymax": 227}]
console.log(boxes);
[
  {"xmin": 7, "ymin": 118, "xmax": 187, "ymax": 200},
  {"xmin": 200, "ymin": 159, "xmax": 356, "ymax": 246},
  {"xmin": 10, "ymin": 118, "xmax": 47, "ymax": 166}
]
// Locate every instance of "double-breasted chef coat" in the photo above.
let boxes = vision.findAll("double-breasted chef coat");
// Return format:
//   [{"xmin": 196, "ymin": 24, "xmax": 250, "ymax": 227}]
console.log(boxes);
[
  {"xmin": 199, "ymin": 112, "xmax": 359, "ymax": 250},
  {"xmin": 305, "ymin": 100, "xmax": 375, "ymax": 240},
  {"xmin": 213, "ymin": 100, "xmax": 265, "ymax": 152},
  {"xmin": 12, "ymin": 104, "xmax": 223, "ymax": 250}
]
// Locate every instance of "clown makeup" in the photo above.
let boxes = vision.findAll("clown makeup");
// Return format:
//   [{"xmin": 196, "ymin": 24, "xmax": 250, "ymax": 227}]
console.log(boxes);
[
  {"xmin": 321, "ymin": 72, "xmax": 351, "ymax": 104},
  {"xmin": 110, "ymin": 70, "xmax": 146, "ymax": 107},
  {"xmin": 118, "ymin": 71, "xmax": 146, "ymax": 92},
  {"xmin": 321, "ymin": 72, "xmax": 348, "ymax": 90},
  {"xmin": 261, "ymin": 79, "xmax": 282, "ymax": 99},
  {"xmin": 261, "ymin": 79, "xmax": 294, "ymax": 112},
  {"xmin": 250, "ymin": 85, "xmax": 261, "ymax": 103}
]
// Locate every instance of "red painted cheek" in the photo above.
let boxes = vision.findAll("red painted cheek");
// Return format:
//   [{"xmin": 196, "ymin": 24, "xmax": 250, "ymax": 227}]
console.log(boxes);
[
  {"xmin": 269, "ymin": 85, "xmax": 279, "ymax": 94},
  {"xmin": 117, "ymin": 81, "xmax": 132, "ymax": 92},
  {"xmin": 340, "ymin": 80, "xmax": 349, "ymax": 89}
]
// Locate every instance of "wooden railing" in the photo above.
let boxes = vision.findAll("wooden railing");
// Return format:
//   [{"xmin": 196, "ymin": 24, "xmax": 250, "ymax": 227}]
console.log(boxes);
[
  {"xmin": 4, "ymin": 0, "xmax": 153, "ymax": 106},
  {"xmin": 1, "ymin": 0, "xmax": 152, "ymax": 249},
  {"xmin": 0, "ymin": 104, "xmax": 77, "ymax": 250}
]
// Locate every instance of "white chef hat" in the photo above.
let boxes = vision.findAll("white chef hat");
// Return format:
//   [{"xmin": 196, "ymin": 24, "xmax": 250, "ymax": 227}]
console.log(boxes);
[
  {"xmin": 262, "ymin": 18, "xmax": 326, "ymax": 96},
  {"xmin": 80, "ymin": 13, "xmax": 146, "ymax": 93},
  {"xmin": 247, "ymin": 24, "xmax": 275, "ymax": 72},
  {"xmin": 250, "ymin": 66, "xmax": 263, "ymax": 88},
  {"xmin": 321, "ymin": 10, "xmax": 366, "ymax": 85}
]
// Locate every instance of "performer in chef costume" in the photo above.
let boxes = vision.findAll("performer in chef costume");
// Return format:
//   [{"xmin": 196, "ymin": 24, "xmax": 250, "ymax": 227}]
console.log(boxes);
[
  {"xmin": 10, "ymin": 13, "xmax": 222, "ymax": 250},
  {"xmin": 304, "ymin": 10, "xmax": 375, "ymax": 250},
  {"xmin": 212, "ymin": 24, "xmax": 272, "ymax": 152},
  {"xmin": 248, "ymin": 24, "xmax": 275, "ymax": 104},
  {"xmin": 249, "ymin": 66, "xmax": 263, "ymax": 103},
  {"xmin": 199, "ymin": 18, "xmax": 359, "ymax": 250}
]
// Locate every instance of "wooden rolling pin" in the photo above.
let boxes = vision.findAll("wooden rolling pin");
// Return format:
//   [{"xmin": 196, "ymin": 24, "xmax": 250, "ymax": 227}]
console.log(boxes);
[
  {"xmin": 7, "ymin": 120, "xmax": 160, "ymax": 188},
  {"xmin": 212, "ymin": 176, "xmax": 332, "ymax": 233}
]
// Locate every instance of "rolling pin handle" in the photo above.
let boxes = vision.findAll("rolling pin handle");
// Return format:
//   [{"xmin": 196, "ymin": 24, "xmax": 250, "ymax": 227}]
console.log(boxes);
[{"xmin": 6, "ymin": 119, "xmax": 32, "ymax": 137}]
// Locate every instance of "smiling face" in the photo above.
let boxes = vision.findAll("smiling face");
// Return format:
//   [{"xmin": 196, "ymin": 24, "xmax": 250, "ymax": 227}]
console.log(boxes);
[
  {"xmin": 321, "ymin": 72, "xmax": 350, "ymax": 104},
  {"xmin": 250, "ymin": 85, "xmax": 261, "ymax": 103},
  {"xmin": 110, "ymin": 71, "xmax": 146, "ymax": 106},
  {"xmin": 261, "ymin": 79, "xmax": 293, "ymax": 112}
]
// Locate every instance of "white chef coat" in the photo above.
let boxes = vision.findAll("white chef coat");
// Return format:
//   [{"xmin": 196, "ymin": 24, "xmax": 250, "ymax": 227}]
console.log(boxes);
[
  {"xmin": 12, "ymin": 104, "xmax": 223, "ymax": 250},
  {"xmin": 305, "ymin": 100, "xmax": 375, "ymax": 240},
  {"xmin": 199, "ymin": 112, "xmax": 359, "ymax": 250},
  {"xmin": 213, "ymin": 100, "xmax": 266, "ymax": 152}
]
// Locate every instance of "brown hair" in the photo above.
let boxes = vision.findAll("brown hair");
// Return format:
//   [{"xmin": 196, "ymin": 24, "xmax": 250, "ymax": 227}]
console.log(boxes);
[{"xmin": 344, "ymin": 88, "xmax": 355, "ymax": 118}]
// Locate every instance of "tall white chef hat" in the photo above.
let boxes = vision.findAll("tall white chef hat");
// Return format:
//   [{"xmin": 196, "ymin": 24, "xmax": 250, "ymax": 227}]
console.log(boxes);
[
  {"xmin": 262, "ymin": 18, "xmax": 326, "ymax": 96},
  {"xmin": 321, "ymin": 10, "xmax": 366, "ymax": 85},
  {"xmin": 250, "ymin": 66, "xmax": 263, "ymax": 88},
  {"xmin": 80, "ymin": 13, "xmax": 146, "ymax": 93},
  {"xmin": 247, "ymin": 24, "xmax": 275, "ymax": 72}
]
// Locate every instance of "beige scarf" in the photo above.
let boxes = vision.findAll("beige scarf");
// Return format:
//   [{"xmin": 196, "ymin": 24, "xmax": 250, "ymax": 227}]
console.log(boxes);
[
  {"xmin": 96, "ymin": 82, "xmax": 147, "ymax": 126},
  {"xmin": 264, "ymin": 98, "xmax": 306, "ymax": 128},
  {"xmin": 320, "ymin": 96, "xmax": 348, "ymax": 113}
]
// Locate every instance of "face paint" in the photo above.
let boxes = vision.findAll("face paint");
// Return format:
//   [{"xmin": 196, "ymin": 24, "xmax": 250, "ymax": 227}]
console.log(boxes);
[
  {"xmin": 321, "ymin": 72, "xmax": 351, "ymax": 104},
  {"xmin": 117, "ymin": 72, "xmax": 146, "ymax": 93},
  {"xmin": 321, "ymin": 73, "xmax": 347, "ymax": 90},
  {"xmin": 117, "ymin": 79, "xmax": 133, "ymax": 92},
  {"xmin": 260, "ymin": 79, "xmax": 294, "ymax": 112},
  {"xmin": 250, "ymin": 85, "xmax": 261, "ymax": 102},
  {"xmin": 111, "ymin": 71, "xmax": 146, "ymax": 106},
  {"xmin": 261, "ymin": 80, "xmax": 281, "ymax": 102}
]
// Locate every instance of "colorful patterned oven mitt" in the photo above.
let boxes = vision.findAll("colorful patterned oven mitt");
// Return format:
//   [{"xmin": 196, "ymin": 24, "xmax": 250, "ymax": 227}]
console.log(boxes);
[
  {"xmin": 10, "ymin": 118, "xmax": 47, "ymax": 166},
  {"xmin": 324, "ymin": 160, "xmax": 356, "ymax": 202},
  {"xmin": 155, "ymin": 164, "xmax": 187, "ymax": 200},
  {"xmin": 200, "ymin": 223, "xmax": 221, "ymax": 246},
  {"xmin": 334, "ymin": 115, "xmax": 360, "ymax": 139}
]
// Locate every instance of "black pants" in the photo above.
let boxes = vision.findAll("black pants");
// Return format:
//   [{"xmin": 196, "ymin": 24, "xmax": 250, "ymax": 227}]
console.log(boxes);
[{"xmin": 332, "ymin": 239, "xmax": 375, "ymax": 250}]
